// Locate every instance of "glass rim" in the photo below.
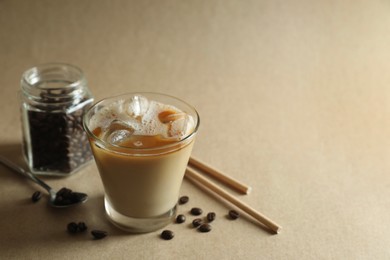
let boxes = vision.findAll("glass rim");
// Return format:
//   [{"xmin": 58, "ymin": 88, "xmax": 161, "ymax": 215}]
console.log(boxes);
[
  {"xmin": 83, "ymin": 92, "xmax": 200, "ymax": 156},
  {"xmin": 22, "ymin": 62, "xmax": 85, "ymax": 84}
]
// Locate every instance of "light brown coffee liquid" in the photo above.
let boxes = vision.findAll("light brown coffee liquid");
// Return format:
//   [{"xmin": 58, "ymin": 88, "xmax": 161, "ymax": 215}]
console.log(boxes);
[{"xmin": 90, "ymin": 109, "xmax": 195, "ymax": 218}]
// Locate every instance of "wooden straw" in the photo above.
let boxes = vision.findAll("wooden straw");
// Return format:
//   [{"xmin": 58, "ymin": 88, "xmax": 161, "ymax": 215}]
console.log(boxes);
[
  {"xmin": 185, "ymin": 167, "xmax": 282, "ymax": 234},
  {"xmin": 188, "ymin": 157, "xmax": 252, "ymax": 195}
]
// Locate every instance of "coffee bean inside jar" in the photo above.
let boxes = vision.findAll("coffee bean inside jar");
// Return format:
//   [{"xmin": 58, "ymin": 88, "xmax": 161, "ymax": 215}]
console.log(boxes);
[{"xmin": 20, "ymin": 63, "xmax": 94, "ymax": 176}]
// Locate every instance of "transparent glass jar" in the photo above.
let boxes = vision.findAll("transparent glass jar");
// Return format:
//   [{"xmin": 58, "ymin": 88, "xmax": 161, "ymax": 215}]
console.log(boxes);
[{"xmin": 20, "ymin": 63, "xmax": 94, "ymax": 176}]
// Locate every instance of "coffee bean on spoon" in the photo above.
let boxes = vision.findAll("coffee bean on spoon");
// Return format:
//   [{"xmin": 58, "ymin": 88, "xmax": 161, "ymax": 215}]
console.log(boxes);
[{"xmin": 54, "ymin": 187, "xmax": 87, "ymax": 206}]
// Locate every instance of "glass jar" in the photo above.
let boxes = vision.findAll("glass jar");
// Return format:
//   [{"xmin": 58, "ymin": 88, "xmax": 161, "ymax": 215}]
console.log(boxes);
[{"xmin": 20, "ymin": 63, "xmax": 94, "ymax": 176}]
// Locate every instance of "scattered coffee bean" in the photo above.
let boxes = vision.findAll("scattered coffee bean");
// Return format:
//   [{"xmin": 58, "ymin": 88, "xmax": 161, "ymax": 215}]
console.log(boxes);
[
  {"xmin": 206, "ymin": 212, "xmax": 216, "ymax": 222},
  {"xmin": 161, "ymin": 230, "xmax": 174, "ymax": 240},
  {"xmin": 67, "ymin": 221, "xmax": 88, "ymax": 233},
  {"xmin": 91, "ymin": 230, "xmax": 108, "ymax": 240},
  {"xmin": 190, "ymin": 207, "xmax": 203, "ymax": 216},
  {"xmin": 67, "ymin": 222, "xmax": 79, "ymax": 234},
  {"xmin": 176, "ymin": 214, "xmax": 186, "ymax": 224},
  {"xmin": 25, "ymin": 106, "xmax": 93, "ymax": 174},
  {"xmin": 178, "ymin": 196, "xmax": 189, "ymax": 205},
  {"xmin": 229, "ymin": 210, "xmax": 240, "ymax": 220},
  {"xmin": 31, "ymin": 191, "xmax": 42, "ymax": 202},
  {"xmin": 78, "ymin": 222, "xmax": 88, "ymax": 232},
  {"xmin": 198, "ymin": 223, "xmax": 212, "ymax": 233},
  {"xmin": 192, "ymin": 218, "xmax": 203, "ymax": 228}
]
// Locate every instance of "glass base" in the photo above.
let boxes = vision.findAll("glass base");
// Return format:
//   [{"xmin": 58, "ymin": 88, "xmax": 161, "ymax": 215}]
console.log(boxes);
[{"xmin": 104, "ymin": 197, "xmax": 176, "ymax": 233}]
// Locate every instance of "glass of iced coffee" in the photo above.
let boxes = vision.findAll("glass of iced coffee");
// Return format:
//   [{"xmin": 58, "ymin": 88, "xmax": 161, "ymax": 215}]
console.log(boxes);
[{"xmin": 83, "ymin": 93, "xmax": 199, "ymax": 233}]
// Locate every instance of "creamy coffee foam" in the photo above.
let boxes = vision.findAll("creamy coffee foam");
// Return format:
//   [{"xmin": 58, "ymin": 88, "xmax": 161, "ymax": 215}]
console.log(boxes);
[{"xmin": 89, "ymin": 95, "xmax": 195, "ymax": 144}]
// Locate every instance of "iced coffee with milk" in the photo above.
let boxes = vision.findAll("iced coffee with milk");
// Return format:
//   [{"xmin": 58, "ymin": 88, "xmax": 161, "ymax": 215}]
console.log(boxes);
[{"xmin": 83, "ymin": 93, "xmax": 199, "ymax": 233}]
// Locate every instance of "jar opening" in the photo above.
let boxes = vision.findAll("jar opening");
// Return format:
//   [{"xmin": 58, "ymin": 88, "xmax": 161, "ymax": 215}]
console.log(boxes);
[{"xmin": 21, "ymin": 63, "xmax": 88, "ymax": 110}]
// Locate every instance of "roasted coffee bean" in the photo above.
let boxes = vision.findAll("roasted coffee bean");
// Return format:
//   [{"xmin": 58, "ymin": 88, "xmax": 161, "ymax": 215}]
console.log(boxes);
[
  {"xmin": 229, "ymin": 210, "xmax": 240, "ymax": 220},
  {"xmin": 68, "ymin": 192, "xmax": 88, "ymax": 203},
  {"xmin": 176, "ymin": 214, "xmax": 186, "ymax": 224},
  {"xmin": 192, "ymin": 218, "xmax": 203, "ymax": 228},
  {"xmin": 160, "ymin": 230, "xmax": 174, "ymax": 240},
  {"xmin": 31, "ymin": 191, "xmax": 42, "ymax": 202},
  {"xmin": 190, "ymin": 207, "xmax": 203, "ymax": 216},
  {"xmin": 206, "ymin": 212, "xmax": 216, "ymax": 222},
  {"xmin": 54, "ymin": 187, "xmax": 87, "ymax": 206},
  {"xmin": 91, "ymin": 230, "xmax": 108, "ymax": 240},
  {"xmin": 67, "ymin": 222, "xmax": 79, "ymax": 234},
  {"xmin": 67, "ymin": 222, "xmax": 88, "ymax": 233},
  {"xmin": 198, "ymin": 223, "xmax": 212, "ymax": 233},
  {"xmin": 78, "ymin": 222, "xmax": 88, "ymax": 232},
  {"xmin": 178, "ymin": 195, "xmax": 189, "ymax": 205},
  {"xmin": 57, "ymin": 187, "xmax": 72, "ymax": 197},
  {"xmin": 25, "ymin": 104, "xmax": 93, "ymax": 175}
]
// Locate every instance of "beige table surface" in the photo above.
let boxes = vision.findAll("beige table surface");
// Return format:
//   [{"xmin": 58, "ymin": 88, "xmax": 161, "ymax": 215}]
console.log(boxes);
[{"xmin": 1, "ymin": 0, "xmax": 390, "ymax": 259}]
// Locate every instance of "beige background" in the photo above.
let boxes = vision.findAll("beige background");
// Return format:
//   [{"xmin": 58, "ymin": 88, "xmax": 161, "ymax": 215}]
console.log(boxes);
[{"xmin": 1, "ymin": 0, "xmax": 390, "ymax": 259}]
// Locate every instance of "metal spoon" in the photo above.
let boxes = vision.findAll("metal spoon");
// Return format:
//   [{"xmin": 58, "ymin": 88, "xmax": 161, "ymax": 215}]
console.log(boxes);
[{"xmin": 0, "ymin": 155, "xmax": 88, "ymax": 207}]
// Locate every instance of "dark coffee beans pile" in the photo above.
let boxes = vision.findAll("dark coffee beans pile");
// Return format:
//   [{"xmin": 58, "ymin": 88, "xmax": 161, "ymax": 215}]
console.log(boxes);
[
  {"xmin": 25, "ymin": 107, "xmax": 92, "ymax": 174},
  {"xmin": 192, "ymin": 218, "xmax": 202, "ymax": 228},
  {"xmin": 54, "ymin": 187, "xmax": 87, "ymax": 206}
]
